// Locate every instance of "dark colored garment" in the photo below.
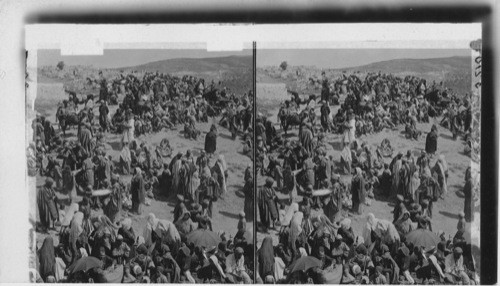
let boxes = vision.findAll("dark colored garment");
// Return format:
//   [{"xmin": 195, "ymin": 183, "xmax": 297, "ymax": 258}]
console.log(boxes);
[
  {"xmin": 204, "ymin": 131, "xmax": 217, "ymax": 154},
  {"xmin": 37, "ymin": 185, "xmax": 58, "ymax": 230},
  {"xmin": 425, "ymin": 131, "xmax": 438, "ymax": 154},
  {"xmin": 243, "ymin": 179, "xmax": 254, "ymax": 220},
  {"xmin": 79, "ymin": 127, "xmax": 94, "ymax": 155},
  {"xmin": 118, "ymin": 227, "xmax": 136, "ymax": 247},
  {"xmin": 130, "ymin": 173, "xmax": 145, "ymax": 212},
  {"xmin": 463, "ymin": 179, "xmax": 473, "ymax": 222},
  {"xmin": 258, "ymin": 186, "xmax": 278, "ymax": 228},
  {"xmin": 99, "ymin": 104, "xmax": 109, "ymax": 131},
  {"xmin": 82, "ymin": 158, "xmax": 95, "ymax": 189},
  {"xmin": 258, "ymin": 237, "xmax": 275, "ymax": 278},
  {"xmin": 38, "ymin": 236, "xmax": 56, "ymax": 281},
  {"xmin": 351, "ymin": 175, "xmax": 366, "ymax": 214}
]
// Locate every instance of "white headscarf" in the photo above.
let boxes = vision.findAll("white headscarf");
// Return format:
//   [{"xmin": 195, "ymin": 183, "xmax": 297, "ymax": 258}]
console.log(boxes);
[{"xmin": 144, "ymin": 213, "xmax": 181, "ymax": 246}]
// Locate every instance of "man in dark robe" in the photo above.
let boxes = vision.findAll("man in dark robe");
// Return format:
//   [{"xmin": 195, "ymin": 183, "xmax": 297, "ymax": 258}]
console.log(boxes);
[
  {"xmin": 43, "ymin": 119, "xmax": 56, "ymax": 148},
  {"xmin": 425, "ymin": 125, "xmax": 438, "ymax": 155},
  {"xmin": 258, "ymin": 177, "xmax": 279, "ymax": 231},
  {"xmin": 204, "ymin": 124, "xmax": 217, "ymax": 155},
  {"xmin": 243, "ymin": 165, "xmax": 254, "ymax": 220},
  {"xmin": 78, "ymin": 123, "xmax": 94, "ymax": 155},
  {"xmin": 320, "ymin": 101, "xmax": 331, "ymax": 132},
  {"xmin": 99, "ymin": 100, "xmax": 110, "ymax": 132},
  {"xmin": 80, "ymin": 153, "xmax": 95, "ymax": 190},
  {"xmin": 299, "ymin": 123, "xmax": 314, "ymax": 157},
  {"xmin": 130, "ymin": 167, "xmax": 145, "ymax": 215},
  {"xmin": 463, "ymin": 167, "xmax": 473, "ymax": 222},
  {"xmin": 37, "ymin": 177, "xmax": 59, "ymax": 232},
  {"xmin": 351, "ymin": 167, "xmax": 366, "ymax": 215}
]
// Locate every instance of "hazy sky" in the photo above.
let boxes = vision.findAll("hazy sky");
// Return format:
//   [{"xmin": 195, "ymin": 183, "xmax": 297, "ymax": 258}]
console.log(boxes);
[
  {"xmin": 37, "ymin": 48, "xmax": 470, "ymax": 70},
  {"xmin": 257, "ymin": 49, "xmax": 470, "ymax": 69},
  {"xmin": 37, "ymin": 49, "xmax": 252, "ymax": 69}
]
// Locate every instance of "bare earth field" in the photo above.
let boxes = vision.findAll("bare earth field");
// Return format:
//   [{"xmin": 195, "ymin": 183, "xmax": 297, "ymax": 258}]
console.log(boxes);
[
  {"xmin": 255, "ymin": 82, "xmax": 480, "ymax": 270},
  {"xmin": 31, "ymin": 82, "xmax": 253, "ymax": 251}
]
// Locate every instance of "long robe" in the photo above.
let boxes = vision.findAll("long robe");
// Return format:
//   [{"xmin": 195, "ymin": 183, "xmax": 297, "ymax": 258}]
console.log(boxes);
[
  {"xmin": 171, "ymin": 160, "xmax": 182, "ymax": 196},
  {"xmin": 351, "ymin": 175, "xmax": 366, "ymax": 214},
  {"xmin": 343, "ymin": 118, "xmax": 356, "ymax": 146},
  {"xmin": 425, "ymin": 131, "xmax": 438, "ymax": 154},
  {"xmin": 204, "ymin": 131, "xmax": 217, "ymax": 154},
  {"xmin": 37, "ymin": 185, "xmax": 58, "ymax": 229},
  {"xmin": 391, "ymin": 159, "xmax": 402, "ymax": 198},
  {"xmin": 258, "ymin": 237, "xmax": 275, "ymax": 279},
  {"xmin": 340, "ymin": 146, "xmax": 352, "ymax": 174},
  {"xmin": 130, "ymin": 173, "xmax": 145, "ymax": 212},
  {"xmin": 79, "ymin": 127, "xmax": 94, "ymax": 155},
  {"xmin": 299, "ymin": 127, "xmax": 314, "ymax": 157},
  {"xmin": 82, "ymin": 158, "xmax": 95, "ymax": 188},
  {"xmin": 122, "ymin": 118, "xmax": 135, "ymax": 145},
  {"xmin": 213, "ymin": 162, "xmax": 227, "ymax": 196},
  {"xmin": 433, "ymin": 162, "xmax": 448, "ymax": 196},
  {"xmin": 243, "ymin": 179, "xmax": 254, "ymax": 220},
  {"xmin": 258, "ymin": 186, "xmax": 278, "ymax": 228},
  {"xmin": 38, "ymin": 236, "xmax": 56, "ymax": 282},
  {"xmin": 187, "ymin": 171, "xmax": 200, "ymax": 203},
  {"xmin": 463, "ymin": 178, "xmax": 473, "ymax": 222},
  {"xmin": 408, "ymin": 172, "xmax": 421, "ymax": 202}
]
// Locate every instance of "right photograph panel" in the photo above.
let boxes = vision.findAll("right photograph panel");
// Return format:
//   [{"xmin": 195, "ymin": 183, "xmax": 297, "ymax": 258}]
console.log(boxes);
[{"xmin": 255, "ymin": 46, "xmax": 481, "ymax": 284}]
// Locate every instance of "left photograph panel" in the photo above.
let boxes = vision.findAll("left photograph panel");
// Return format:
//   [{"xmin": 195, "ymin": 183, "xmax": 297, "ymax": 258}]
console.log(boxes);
[{"xmin": 26, "ymin": 47, "xmax": 255, "ymax": 283}]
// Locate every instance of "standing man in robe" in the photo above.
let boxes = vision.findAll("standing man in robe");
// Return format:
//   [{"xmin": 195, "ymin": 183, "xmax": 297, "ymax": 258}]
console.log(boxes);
[
  {"xmin": 351, "ymin": 167, "xmax": 366, "ymax": 215},
  {"xmin": 258, "ymin": 178, "xmax": 279, "ymax": 232},
  {"xmin": 99, "ymin": 100, "xmax": 110, "ymax": 132},
  {"xmin": 204, "ymin": 124, "xmax": 217, "ymax": 157},
  {"xmin": 37, "ymin": 177, "xmax": 59, "ymax": 232},
  {"xmin": 425, "ymin": 124, "xmax": 438, "ymax": 155},
  {"xmin": 131, "ymin": 167, "xmax": 145, "ymax": 215}
]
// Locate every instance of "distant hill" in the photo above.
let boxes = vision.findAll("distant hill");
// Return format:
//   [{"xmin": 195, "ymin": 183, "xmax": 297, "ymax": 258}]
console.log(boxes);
[
  {"xmin": 120, "ymin": 55, "xmax": 252, "ymax": 75},
  {"xmin": 341, "ymin": 56, "xmax": 470, "ymax": 75},
  {"xmin": 258, "ymin": 56, "xmax": 472, "ymax": 96},
  {"xmin": 38, "ymin": 55, "xmax": 252, "ymax": 95}
]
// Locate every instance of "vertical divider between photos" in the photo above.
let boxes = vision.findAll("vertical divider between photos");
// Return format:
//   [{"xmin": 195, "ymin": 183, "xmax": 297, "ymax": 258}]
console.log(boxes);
[{"xmin": 252, "ymin": 41, "xmax": 258, "ymax": 283}]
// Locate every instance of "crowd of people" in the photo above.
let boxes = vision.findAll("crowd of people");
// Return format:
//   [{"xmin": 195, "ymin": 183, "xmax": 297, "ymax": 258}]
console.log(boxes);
[
  {"xmin": 29, "ymin": 70, "xmax": 254, "ymax": 283},
  {"xmin": 256, "ymin": 71, "xmax": 478, "ymax": 284}
]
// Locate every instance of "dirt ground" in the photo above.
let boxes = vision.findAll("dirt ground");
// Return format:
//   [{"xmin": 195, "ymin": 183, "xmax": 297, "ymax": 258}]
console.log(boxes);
[
  {"xmin": 255, "ymin": 84, "xmax": 480, "ymax": 270},
  {"xmin": 31, "ymin": 83, "xmax": 253, "ymax": 250}
]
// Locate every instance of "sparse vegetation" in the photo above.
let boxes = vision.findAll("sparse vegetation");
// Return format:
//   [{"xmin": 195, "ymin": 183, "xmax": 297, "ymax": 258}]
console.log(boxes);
[
  {"xmin": 279, "ymin": 61, "xmax": 288, "ymax": 71},
  {"xmin": 56, "ymin": 61, "xmax": 65, "ymax": 70}
]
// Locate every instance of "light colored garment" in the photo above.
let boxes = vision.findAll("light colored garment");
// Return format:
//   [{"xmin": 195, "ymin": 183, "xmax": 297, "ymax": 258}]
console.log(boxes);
[
  {"xmin": 144, "ymin": 213, "xmax": 181, "ymax": 246},
  {"xmin": 444, "ymin": 254, "xmax": 465, "ymax": 274},
  {"xmin": 61, "ymin": 203, "xmax": 80, "ymax": 227},
  {"xmin": 217, "ymin": 155, "xmax": 227, "ymax": 195},
  {"xmin": 122, "ymin": 118, "xmax": 135, "ymax": 144},
  {"xmin": 274, "ymin": 257, "xmax": 285, "ymax": 281},
  {"xmin": 54, "ymin": 257, "xmax": 66, "ymax": 282},
  {"xmin": 289, "ymin": 212, "xmax": 304, "ymax": 247},
  {"xmin": 363, "ymin": 213, "xmax": 400, "ymax": 246},
  {"xmin": 281, "ymin": 203, "xmax": 299, "ymax": 226},
  {"xmin": 225, "ymin": 253, "xmax": 246, "ymax": 274}
]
